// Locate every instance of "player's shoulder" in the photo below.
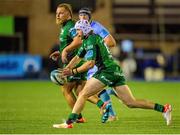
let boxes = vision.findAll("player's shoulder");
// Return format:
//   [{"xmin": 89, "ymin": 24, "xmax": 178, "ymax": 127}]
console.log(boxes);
[
  {"xmin": 65, "ymin": 20, "xmax": 75, "ymax": 30},
  {"xmin": 67, "ymin": 19, "xmax": 75, "ymax": 25},
  {"xmin": 90, "ymin": 20, "xmax": 102, "ymax": 27},
  {"xmin": 87, "ymin": 34, "xmax": 97, "ymax": 40},
  {"xmin": 63, "ymin": 20, "xmax": 75, "ymax": 35},
  {"xmin": 86, "ymin": 34, "xmax": 100, "ymax": 44}
]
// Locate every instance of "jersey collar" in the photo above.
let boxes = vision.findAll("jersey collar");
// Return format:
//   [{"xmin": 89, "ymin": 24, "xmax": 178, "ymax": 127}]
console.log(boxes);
[{"xmin": 62, "ymin": 19, "xmax": 72, "ymax": 26}]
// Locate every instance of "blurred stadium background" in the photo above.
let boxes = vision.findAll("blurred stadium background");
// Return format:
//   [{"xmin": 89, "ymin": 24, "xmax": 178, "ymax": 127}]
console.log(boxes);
[
  {"xmin": 0, "ymin": 0, "xmax": 180, "ymax": 80},
  {"xmin": 0, "ymin": 0, "xmax": 180, "ymax": 134}
]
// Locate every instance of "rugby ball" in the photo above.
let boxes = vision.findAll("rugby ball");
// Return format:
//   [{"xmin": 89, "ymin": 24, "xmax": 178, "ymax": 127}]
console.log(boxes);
[{"xmin": 50, "ymin": 69, "xmax": 66, "ymax": 85}]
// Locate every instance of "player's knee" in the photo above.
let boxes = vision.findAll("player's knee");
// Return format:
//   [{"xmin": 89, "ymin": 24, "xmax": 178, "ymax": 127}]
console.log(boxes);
[{"xmin": 77, "ymin": 90, "xmax": 83, "ymax": 96}]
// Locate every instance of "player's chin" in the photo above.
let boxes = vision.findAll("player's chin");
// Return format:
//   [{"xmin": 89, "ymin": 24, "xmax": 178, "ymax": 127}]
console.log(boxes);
[{"xmin": 56, "ymin": 19, "xmax": 62, "ymax": 25}]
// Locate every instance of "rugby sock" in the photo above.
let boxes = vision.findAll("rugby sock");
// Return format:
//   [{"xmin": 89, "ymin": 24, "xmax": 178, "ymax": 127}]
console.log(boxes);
[
  {"xmin": 106, "ymin": 88, "xmax": 118, "ymax": 97},
  {"xmin": 98, "ymin": 89, "xmax": 110, "ymax": 101},
  {"xmin": 66, "ymin": 113, "xmax": 79, "ymax": 124},
  {"xmin": 108, "ymin": 102, "xmax": 116, "ymax": 116},
  {"xmin": 78, "ymin": 113, "xmax": 83, "ymax": 119},
  {"xmin": 154, "ymin": 103, "xmax": 164, "ymax": 112},
  {"xmin": 98, "ymin": 89, "xmax": 116, "ymax": 116},
  {"xmin": 96, "ymin": 100, "xmax": 104, "ymax": 108}
]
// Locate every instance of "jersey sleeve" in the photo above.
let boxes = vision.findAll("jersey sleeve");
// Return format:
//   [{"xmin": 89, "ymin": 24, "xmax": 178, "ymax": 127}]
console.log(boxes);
[{"xmin": 91, "ymin": 21, "xmax": 110, "ymax": 39}]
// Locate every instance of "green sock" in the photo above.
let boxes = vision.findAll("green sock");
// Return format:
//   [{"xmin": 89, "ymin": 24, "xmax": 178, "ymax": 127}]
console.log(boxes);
[
  {"xmin": 68, "ymin": 113, "xmax": 79, "ymax": 121},
  {"xmin": 96, "ymin": 100, "xmax": 104, "ymax": 108},
  {"xmin": 78, "ymin": 113, "xmax": 82, "ymax": 119},
  {"xmin": 154, "ymin": 103, "xmax": 164, "ymax": 112}
]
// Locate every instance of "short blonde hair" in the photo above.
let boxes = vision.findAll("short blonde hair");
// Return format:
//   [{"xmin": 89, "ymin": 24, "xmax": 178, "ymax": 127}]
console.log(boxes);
[{"xmin": 57, "ymin": 3, "xmax": 73, "ymax": 18}]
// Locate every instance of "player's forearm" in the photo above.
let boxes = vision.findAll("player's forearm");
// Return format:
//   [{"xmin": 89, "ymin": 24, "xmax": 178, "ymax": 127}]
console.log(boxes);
[
  {"xmin": 65, "ymin": 36, "xmax": 82, "ymax": 52},
  {"xmin": 66, "ymin": 56, "xmax": 81, "ymax": 69},
  {"xmin": 73, "ymin": 60, "xmax": 95, "ymax": 74},
  {"xmin": 104, "ymin": 34, "xmax": 116, "ymax": 48}
]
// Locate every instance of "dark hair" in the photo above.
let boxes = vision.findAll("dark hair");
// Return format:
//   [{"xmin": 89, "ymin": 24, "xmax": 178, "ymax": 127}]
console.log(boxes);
[{"xmin": 79, "ymin": 7, "xmax": 91, "ymax": 20}]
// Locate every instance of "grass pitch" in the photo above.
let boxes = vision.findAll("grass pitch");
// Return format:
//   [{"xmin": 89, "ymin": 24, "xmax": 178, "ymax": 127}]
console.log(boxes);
[{"xmin": 0, "ymin": 80, "xmax": 180, "ymax": 134}]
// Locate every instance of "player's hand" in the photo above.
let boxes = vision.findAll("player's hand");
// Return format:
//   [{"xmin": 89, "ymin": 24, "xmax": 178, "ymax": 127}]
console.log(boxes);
[
  {"xmin": 63, "ymin": 68, "xmax": 72, "ymax": 76},
  {"xmin": 61, "ymin": 49, "xmax": 68, "ymax": 64},
  {"xmin": 49, "ymin": 51, "xmax": 60, "ymax": 61}
]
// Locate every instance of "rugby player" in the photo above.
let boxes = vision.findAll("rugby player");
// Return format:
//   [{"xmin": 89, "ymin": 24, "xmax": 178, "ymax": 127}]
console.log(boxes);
[
  {"xmin": 50, "ymin": 3, "xmax": 111, "ymax": 124},
  {"xmin": 53, "ymin": 19, "xmax": 172, "ymax": 128}
]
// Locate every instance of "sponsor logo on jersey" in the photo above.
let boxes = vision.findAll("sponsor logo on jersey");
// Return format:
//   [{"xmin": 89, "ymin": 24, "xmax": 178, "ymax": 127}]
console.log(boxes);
[
  {"xmin": 85, "ymin": 50, "xmax": 93, "ymax": 59},
  {"xmin": 69, "ymin": 28, "xmax": 77, "ymax": 38},
  {"xmin": 114, "ymin": 72, "xmax": 124, "ymax": 76}
]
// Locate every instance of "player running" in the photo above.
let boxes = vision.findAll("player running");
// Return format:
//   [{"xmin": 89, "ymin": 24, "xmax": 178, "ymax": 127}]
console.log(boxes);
[
  {"xmin": 53, "ymin": 19, "xmax": 172, "ymax": 128},
  {"xmin": 50, "ymin": 3, "xmax": 110, "ymax": 124},
  {"xmin": 61, "ymin": 7, "xmax": 118, "ymax": 121}
]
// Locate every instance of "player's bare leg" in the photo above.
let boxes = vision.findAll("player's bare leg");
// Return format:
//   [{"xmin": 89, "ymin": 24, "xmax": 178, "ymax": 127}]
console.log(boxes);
[
  {"xmin": 53, "ymin": 78, "xmax": 110, "ymax": 128},
  {"xmin": 74, "ymin": 80, "xmax": 109, "ymax": 106},
  {"xmin": 61, "ymin": 82, "xmax": 86, "ymax": 123},
  {"xmin": 114, "ymin": 85, "xmax": 154, "ymax": 109},
  {"xmin": 73, "ymin": 81, "xmax": 86, "ymax": 123},
  {"xmin": 72, "ymin": 78, "xmax": 105, "ymax": 114},
  {"xmin": 74, "ymin": 80, "xmax": 102, "ymax": 123},
  {"xmin": 75, "ymin": 81, "xmax": 85, "ymax": 96},
  {"xmin": 62, "ymin": 82, "xmax": 77, "ymax": 109},
  {"xmin": 114, "ymin": 85, "xmax": 172, "ymax": 125},
  {"xmin": 67, "ymin": 78, "xmax": 112, "ymax": 124},
  {"xmin": 75, "ymin": 79, "xmax": 111, "ymax": 123},
  {"xmin": 53, "ymin": 78, "xmax": 112, "ymax": 128}
]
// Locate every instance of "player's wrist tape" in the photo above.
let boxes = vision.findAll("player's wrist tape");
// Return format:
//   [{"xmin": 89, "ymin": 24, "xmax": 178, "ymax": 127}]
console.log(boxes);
[
  {"xmin": 76, "ymin": 68, "xmax": 79, "ymax": 74},
  {"xmin": 72, "ymin": 69, "xmax": 75, "ymax": 75},
  {"xmin": 72, "ymin": 68, "xmax": 79, "ymax": 75}
]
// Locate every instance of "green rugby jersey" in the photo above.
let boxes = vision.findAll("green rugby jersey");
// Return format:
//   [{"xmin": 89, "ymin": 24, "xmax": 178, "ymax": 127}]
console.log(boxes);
[
  {"xmin": 59, "ymin": 19, "xmax": 77, "ymax": 62},
  {"xmin": 58, "ymin": 20, "xmax": 87, "ymax": 81},
  {"xmin": 77, "ymin": 34, "xmax": 120, "ymax": 71}
]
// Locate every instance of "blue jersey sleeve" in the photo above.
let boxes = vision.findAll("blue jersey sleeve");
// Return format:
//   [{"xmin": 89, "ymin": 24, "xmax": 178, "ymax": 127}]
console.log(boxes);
[{"xmin": 90, "ymin": 21, "xmax": 110, "ymax": 39}]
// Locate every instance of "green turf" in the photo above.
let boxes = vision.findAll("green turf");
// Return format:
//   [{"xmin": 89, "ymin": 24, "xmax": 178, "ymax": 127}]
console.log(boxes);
[{"xmin": 0, "ymin": 80, "xmax": 180, "ymax": 134}]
